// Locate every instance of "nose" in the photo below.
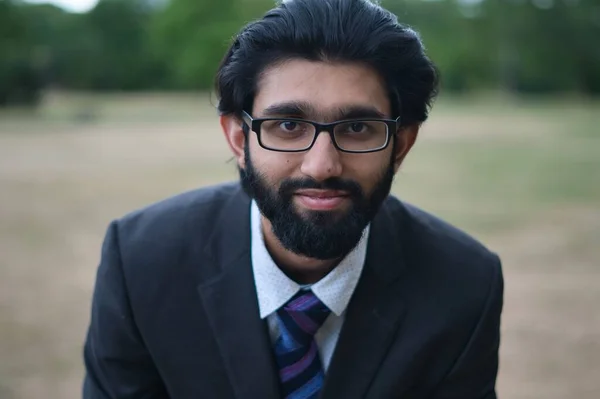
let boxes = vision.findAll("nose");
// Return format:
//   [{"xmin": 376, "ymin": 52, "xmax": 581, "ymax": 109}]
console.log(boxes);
[{"xmin": 299, "ymin": 131, "xmax": 343, "ymax": 181}]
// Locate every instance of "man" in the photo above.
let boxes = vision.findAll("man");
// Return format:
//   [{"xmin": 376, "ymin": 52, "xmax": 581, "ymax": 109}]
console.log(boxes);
[{"xmin": 83, "ymin": 0, "xmax": 504, "ymax": 398}]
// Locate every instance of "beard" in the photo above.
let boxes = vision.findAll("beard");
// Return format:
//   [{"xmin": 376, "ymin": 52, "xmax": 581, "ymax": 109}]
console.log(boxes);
[{"xmin": 239, "ymin": 144, "xmax": 396, "ymax": 260}]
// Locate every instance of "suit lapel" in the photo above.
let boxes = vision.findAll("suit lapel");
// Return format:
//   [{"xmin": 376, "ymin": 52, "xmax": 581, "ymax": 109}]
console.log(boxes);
[
  {"xmin": 197, "ymin": 186, "xmax": 280, "ymax": 399},
  {"xmin": 321, "ymin": 199, "xmax": 408, "ymax": 399}
]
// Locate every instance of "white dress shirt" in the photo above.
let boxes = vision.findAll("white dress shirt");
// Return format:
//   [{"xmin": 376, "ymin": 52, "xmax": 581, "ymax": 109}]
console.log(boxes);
[{"xmin": 250, "ymin": 200, "xmax": 369, "ymax": 370}]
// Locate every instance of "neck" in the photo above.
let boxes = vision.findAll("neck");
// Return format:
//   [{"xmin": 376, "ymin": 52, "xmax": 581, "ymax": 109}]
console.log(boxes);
[{"xmin": 260, "ymin": 216, "xmax": 339, "ymax": 284}]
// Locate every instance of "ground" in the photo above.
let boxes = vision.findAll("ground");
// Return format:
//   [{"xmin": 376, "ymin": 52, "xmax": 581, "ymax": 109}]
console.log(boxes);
[{"xmin": 0, "ymin": 92, "xmax": 598, "ymax": 398}]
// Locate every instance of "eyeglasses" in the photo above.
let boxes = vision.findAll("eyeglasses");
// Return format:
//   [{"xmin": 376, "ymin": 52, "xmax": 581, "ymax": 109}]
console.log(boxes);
[{"xmin": 241, "ymin": 111, "xmax": 401, "ymax": 153}]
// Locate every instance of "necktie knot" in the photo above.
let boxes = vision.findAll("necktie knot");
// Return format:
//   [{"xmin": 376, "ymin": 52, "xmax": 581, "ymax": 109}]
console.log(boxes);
[{"xmin": 279, "ymin": 290, "xmax": 331, "ymax": 338}]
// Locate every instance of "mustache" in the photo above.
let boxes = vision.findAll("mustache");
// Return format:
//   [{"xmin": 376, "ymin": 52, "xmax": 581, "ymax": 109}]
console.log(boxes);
[{"xmin": 279, "ymin": 177, "xmax": 364, "ymax": 198}]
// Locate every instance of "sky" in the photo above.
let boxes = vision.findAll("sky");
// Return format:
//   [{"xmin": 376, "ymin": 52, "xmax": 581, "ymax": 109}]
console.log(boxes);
[{"xmin": 23, "ymin": 0, "xmax": 99, "ymax": 13}]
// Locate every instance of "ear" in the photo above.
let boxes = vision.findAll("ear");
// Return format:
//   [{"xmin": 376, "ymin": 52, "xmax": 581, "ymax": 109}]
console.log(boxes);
[
  {"xmin": 392, "ymin": 124, "xmax": 419, "ymax": 173},
  {"xmin": 220, "ymin": 114, "xmax": 246, "ymax": 169}
]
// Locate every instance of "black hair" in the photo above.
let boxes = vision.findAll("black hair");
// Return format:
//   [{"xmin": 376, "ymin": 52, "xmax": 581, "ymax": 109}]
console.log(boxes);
[{"xmin": 215, "ymin": 0, "xmax": 439, "ymax": 127}]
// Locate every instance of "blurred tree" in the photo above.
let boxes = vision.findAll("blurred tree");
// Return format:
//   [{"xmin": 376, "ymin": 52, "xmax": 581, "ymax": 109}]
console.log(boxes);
[
  {"xmin": 1, "ymin": 0, "xmax": 598, "ymax": 99},
  {"xmin": 385, "ymin": 0, "xmax": 496, "ymax": 92},
  {"xmin": 83, "ymin": 0, "xmax": 168, "ymax": 90},
  {"xmin": 386, "ymin": 0, "xmax": 600, "ymax": 95},
  {"xmin": 0, "ymin": 0, "xmax": 43, "ymax": 106},
  {"xmin": 568, "ymin": 0, "xmax": 600, "ymax": 94},
  {"xmin": 17, "ymin": 3, "xmax": 88, "ymax": 89},
  {"xmin": 151, "ymin": 0, "xmax": 273, "ymax": 89}
]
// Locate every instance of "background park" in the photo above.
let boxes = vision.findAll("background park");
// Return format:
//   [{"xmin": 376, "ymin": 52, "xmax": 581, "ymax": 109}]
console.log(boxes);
[{"xmin": 1, "ymin": 0, "xmax": 599, "ymax": 398}]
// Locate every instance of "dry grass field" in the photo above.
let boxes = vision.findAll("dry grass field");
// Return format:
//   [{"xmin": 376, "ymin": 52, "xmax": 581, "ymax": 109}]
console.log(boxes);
[{"xmin": 0, "ymin": 92, "xmax": 599, "ymax": 399}]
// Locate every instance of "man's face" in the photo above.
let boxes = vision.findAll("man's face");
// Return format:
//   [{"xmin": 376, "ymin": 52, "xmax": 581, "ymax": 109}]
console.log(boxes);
[{"xmin": 224, "ymin": 59, "xmax": 416, "ymax": 260}]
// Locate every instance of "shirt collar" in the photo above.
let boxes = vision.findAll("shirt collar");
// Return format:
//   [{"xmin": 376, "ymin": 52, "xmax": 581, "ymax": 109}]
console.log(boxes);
[{"xmin": 250, "ymin": 200, "xmax": 369, "ymax": 319}]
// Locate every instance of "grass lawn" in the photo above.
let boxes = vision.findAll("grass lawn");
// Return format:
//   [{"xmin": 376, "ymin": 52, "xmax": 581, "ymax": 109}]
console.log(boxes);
[{"xmin": 0, "ymin": 91, "xmax": 598, "ymax": 398}]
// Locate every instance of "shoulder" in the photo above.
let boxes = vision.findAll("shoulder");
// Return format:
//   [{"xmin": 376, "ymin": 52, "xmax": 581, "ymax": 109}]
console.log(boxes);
[
  {"xmin": 384, "ymin": 195, "xmax": 500, "ymax": 264},
  {"xmin": 115, "ymin": 181, "xmax": 241, "ymax": 238},
  {"xmin": 381, "ymin": 198, "xmax": 503, "ymax": 386},
  {"xmin": 107, "ymin": 181, "xmax": 245, "ymax": 266},
  {"xmin": 383, "ymin": 194, "xmax": 502, "ymax": 302},
  {"xmin": 99, "ymin": 181, "xmax": 249, "ymax": 298}
]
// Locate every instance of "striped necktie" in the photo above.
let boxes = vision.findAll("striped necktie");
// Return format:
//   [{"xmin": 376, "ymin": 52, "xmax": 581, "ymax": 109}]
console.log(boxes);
[{"xmin": 273, "ymin": 290, "xmax": 331, "ymax": 399}]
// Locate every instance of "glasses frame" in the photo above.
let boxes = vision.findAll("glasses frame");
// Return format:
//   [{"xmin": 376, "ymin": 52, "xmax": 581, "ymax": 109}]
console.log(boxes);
[{"xmin": 241, "ymin": 111, "xmax": 402, "ymax": 153}]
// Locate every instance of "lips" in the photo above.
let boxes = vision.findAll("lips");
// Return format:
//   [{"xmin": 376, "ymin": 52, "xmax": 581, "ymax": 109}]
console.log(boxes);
[
  {"xmin": 294, "ymin": 189, "xmax": 349, "ymax": 211},
  {"xmin": 295, "ymin": 189, "xmax": 348, "ymax": 198}
]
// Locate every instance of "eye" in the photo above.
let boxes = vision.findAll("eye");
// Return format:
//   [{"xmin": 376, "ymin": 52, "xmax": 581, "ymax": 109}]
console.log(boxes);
[
  {"xmin": 349, "ymin": 122, "xmax": 367, "ymax": 133},
  {"xmin": 279, "ymin": 121, "xmax": 299, "ymax": 131}
]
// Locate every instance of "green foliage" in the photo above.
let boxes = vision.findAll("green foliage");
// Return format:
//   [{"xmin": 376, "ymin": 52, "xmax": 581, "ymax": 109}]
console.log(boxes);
[
  {"xmin": 151, "ymin": 0, "xmax": 238, "ymax": 89},
  {"xmin": 385, "ymin": 0, "xmax": 600, "ymax": 94},
  {"xmin": 1, "ymin": 0, "xmax": 599, "ymax": 107},
  {"xmin": 0, "ymin": 0, "xmax": 42, "ymax": 105},
  {"xmin": 150, "ymin": 0, "xmax": 273, "ymax": 89}
]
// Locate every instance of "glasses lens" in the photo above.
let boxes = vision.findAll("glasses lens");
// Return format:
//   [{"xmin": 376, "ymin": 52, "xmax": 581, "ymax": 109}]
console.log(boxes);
[
  {"xmin": 260, "ymin": 119, "xmax": 316, "ymax": 151},
  {"xmin": 334, "ymin": 121, "xmax": 389, "ymax": 151}
]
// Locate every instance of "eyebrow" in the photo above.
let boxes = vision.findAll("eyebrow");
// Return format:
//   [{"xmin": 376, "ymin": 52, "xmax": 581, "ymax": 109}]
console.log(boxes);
[{"xmin": 260, "ymin": 101, "xmax": 388, "ymax": 121}]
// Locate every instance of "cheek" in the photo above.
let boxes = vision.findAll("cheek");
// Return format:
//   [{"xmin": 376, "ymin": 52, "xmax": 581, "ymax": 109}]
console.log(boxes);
[
  {"xmin": 249, "ymin": 140, "xmax": 300, "ymax": 179},
  {"xmin": 342, "ymin": 152, "xmax": 392, "ymax": 189}
]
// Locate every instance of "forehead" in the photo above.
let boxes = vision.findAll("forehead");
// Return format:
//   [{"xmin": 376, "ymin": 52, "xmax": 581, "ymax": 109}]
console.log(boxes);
[{"xmin": 253, "ymin": 59, "xmax": 391, "ymax": 120}]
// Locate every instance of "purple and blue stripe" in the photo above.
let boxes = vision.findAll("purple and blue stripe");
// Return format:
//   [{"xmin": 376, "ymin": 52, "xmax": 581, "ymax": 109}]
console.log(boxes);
[{"xmin": 273, "ymin": 290, "xmax": 331, "ymax": 399}]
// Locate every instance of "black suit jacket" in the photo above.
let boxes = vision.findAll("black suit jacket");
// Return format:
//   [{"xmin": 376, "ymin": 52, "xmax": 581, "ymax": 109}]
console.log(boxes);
[{"xmin": 83, "ymin": 182, "xmax": 503, "ymax": 399}]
